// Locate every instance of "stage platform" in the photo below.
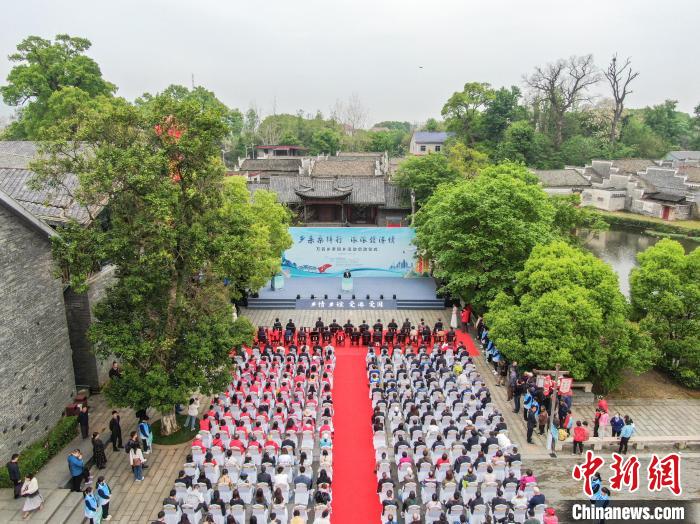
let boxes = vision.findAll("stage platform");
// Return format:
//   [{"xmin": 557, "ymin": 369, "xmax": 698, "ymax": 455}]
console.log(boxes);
[{"xmin": 247, "ymin": 276, "xmax": 445, "ymax": 310}]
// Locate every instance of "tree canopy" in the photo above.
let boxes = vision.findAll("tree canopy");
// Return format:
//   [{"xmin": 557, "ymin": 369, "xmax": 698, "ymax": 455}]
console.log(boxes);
[
  {"xmin": 1, "ymin": 34, "xmax": 116, "ymax": 139},
  {"xmin": 34, "ymin": 87, "xmax": 291, "ymax": 432},
  {"xmin": 630, "ymin": 239, "xmax": 700, "ymax": 388},
  {"xmin": 413, "ymin": 163, "xmax": 556, "ymax": 309},
  {"xmin": 486, "ymin": 241, "xmax": 656, "ymax": 390},
  {"xmin": 393, "ymin": 152, "xmax": 461, "ymax": 206}
]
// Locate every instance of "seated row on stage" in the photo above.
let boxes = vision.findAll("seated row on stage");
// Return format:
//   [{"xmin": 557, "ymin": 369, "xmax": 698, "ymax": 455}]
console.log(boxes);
[{"xmin": 256, "ymin": 318, "xmax": 459, "ymax": 347}]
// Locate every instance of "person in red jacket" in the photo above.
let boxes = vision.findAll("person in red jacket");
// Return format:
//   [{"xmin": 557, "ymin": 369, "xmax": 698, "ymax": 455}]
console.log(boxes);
[{"xmin": 572, "ymin": 420, "xmax": 589, "ymax": 455}]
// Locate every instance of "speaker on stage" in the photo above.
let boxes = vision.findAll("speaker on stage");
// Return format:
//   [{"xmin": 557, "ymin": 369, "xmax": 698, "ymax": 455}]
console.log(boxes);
[{"xmin": 342, "ymin": 269, "xmax": 353, "ymax": 292}]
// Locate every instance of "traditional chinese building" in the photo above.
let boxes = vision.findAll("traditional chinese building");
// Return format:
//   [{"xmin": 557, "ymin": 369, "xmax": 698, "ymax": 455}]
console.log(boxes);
[{"xmin": 244, "ymin": 151, "xmax": 411, "ymax": 226}]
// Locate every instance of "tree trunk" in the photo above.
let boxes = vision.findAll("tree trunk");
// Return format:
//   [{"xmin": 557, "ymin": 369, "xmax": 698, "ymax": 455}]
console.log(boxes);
[
  {"xmin": 610, "ymin": 109, "xmax": 622, "ymax": 150},
  {"xmin": 160, "ymin": 408, "xmax": 179, "ymax": 436},
  {"xmin": 554, "ymin": 115, "xmax": 564, "ymax": 150}
]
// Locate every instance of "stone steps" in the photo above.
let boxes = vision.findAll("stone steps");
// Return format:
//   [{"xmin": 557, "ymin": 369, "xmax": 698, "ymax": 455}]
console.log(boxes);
[{"xmin": 46, "ymin": 490, "xmax": 83, "ymax": 524}]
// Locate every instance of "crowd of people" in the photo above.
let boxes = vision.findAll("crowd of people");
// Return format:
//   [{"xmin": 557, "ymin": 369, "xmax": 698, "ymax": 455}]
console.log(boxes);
[
  {"xmin": 159, "ymin": 325, "xmax": 336, "ymax": 524},
  {"xmin": 477, "ymin": 318, "xmax": 637, "ymax": 456},
  {"xmin": 366, "ymin": 331, "xmax": 558, "ymax": 524}
]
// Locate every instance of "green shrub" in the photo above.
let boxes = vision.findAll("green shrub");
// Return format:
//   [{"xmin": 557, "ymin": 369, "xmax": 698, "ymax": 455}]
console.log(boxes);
[{"xmin": 0, "ymin": 416, "xmax": 77, "ymax": 488}]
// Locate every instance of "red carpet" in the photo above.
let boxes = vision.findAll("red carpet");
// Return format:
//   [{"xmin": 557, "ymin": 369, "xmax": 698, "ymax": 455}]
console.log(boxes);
[
  {"xmin": 332, "ymin": 344, "xmax": 382, "ymax": 524},
  {"xmin": 455, "ymin": 329, "xmax": 480, "ymax": 356}
]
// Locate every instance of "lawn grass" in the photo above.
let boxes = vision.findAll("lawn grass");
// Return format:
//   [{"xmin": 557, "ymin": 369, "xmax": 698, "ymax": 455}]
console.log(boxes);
[{"xmin": 152, "ymin": 414, "xmax": 197, "ymax": 445}]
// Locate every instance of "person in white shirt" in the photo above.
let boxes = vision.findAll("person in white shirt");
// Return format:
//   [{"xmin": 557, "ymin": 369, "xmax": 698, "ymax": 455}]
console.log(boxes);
[
  {"xmin": 511, "ymin": 491, "xmax": 528, "ymax": 509},
  {"xmin": 185, "ymin": 397, "xmax": 200, "ymax": 431},
  {"xmin": 497, "ymin": 432, "xmax": 512, "ymax": 451},
  {"xmin": 457, "ymin": 372, "xmax": 470, "ymax": 389},
  {"xmin": 273, "ymin": 466, "xmax": 289, "ymax": 489},
  {"xmin": 20, "ymin": 474, "xmax": 43, "ymax": 518}
]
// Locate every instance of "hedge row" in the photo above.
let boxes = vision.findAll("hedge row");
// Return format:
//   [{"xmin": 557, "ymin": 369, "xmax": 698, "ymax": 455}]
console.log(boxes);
[
  {"xmin": 595, "ymin": 211, "xmax": 700, "ymax": 238},
  {"xmin": 0, "ymin": 416, "xmax": 78, "ymax": 488}
]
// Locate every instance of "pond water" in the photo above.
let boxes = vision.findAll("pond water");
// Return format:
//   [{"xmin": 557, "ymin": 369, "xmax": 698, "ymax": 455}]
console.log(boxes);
[{"xmin": 580, "ymin": 225, "xmax": 698, "ymax": 297}]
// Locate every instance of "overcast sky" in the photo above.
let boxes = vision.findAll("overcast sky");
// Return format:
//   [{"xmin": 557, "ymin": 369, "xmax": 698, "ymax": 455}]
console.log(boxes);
[{"xmin": 1, "ymin": 0, "xmax": 698, "ymax": 125}]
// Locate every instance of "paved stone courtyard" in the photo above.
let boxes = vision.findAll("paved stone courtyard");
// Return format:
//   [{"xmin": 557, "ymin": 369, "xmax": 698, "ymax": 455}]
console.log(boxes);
[{"xmin": 2, "ymin": 306, "xmax": 699, "ymax": 522}]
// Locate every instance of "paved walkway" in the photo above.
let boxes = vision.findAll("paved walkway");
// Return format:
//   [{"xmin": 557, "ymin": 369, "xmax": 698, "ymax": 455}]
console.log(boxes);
[{"xmin": 0, "ymin": 393, "xmax": 190, "ymax": 523}]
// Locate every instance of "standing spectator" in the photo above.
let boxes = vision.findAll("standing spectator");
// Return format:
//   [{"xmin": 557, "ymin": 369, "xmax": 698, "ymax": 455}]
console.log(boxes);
[
  {"xmin": 108, "ymin": 361, "xmax": 122, "ymax": 380},
  {"xmin": 138, "ymin": 417, "xmax": 153, "ymax": 454},
  {"xmin": 78, "ymin": 405, "xmax": 90, "ymax": 439},
  {"xmin": 497, "ymin": 359, "xmax": 507, "ymax": 386},
  {"xmin": 460, "ymin": 305, "xmax": 472, "ymax": 332},
  {"xmin": 95, "ymin": 476, "xmax": 112, "ymax": 521},
  {"xmin": 598, "ymin": 410, "xmax": 610, "ymax": 438},
  {"xmin": 68, "ymin": 449, "xmax": 88, "ymax": 492},
  {"xmin": 450, "ymin": 305, "xmax": 458, "ymax": 330},
  {"xmin": 92, "ymin": 432, "xmax": 107, "ymax": 469},
  {"xmin": 83, "ymin": 487, "xmax": 100, "ymax": 524},
  {"xmin": 109, "ymin": 411, "xmax": 123, "ymax": 451},
  {"xmin": 125, "ymin": 431, "xmax": 140, "ymax": 453},
  {"xmin": 129, "ymin": 442, "xmax": 145, "ymax": 481},
  {"xmin": 20, "ymin": 473, "xmax": 43, "ymax": 518},
  {"xmin": 572, "ymin": 421, "xmax": 589, "ymax": 455},
  {"xmin": 538, "ymin": 408, "xmax": 548, "ymax": 436},
  {"xmin": 6, "ymin": 453, "xmax": 21, "ymax": 499},
  {"xmin": 610, "ymin": 413, "xmax": 624, "ymax": 437},
  {"xmin": 593, "ymin": 408, "xmax": 602, "ymax": 437},
  {"xmin": 185, "ymin": 397, "xmax": 200, "ymax": 431},
  {"xmin": 526, "ymin": 405, "xmax": 537, "ymax": 444},
  {"xmin": 513, "ymin": 378, "xmax": 524, "ymax": 415},
  {"xmin": 618, "ymin": 418, "xmax": 635, "ymax": 454}
]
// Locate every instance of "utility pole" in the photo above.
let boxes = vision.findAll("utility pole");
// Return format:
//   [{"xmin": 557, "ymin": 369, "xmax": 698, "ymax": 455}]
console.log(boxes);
[
  {"xmin": 533, "ymin": 364, "xmax": 569, "ymax": 457},
  {"xmin": 191, "ymin": 73, "xmax": 195, "ymax": 89}
]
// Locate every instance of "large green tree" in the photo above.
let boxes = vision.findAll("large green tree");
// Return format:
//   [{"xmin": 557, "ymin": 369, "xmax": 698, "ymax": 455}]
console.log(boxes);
[
  {"xmin": 34, "ymin": 88, "xmax": 291, "ymax": 433},
  {"xmin": 481, "ymin": 86, "xmax": 526, "ymax": 143},
  {"xmin": 630, "ymin": 239, "xmax": 700, "ymax": 388},
  {"xmin": 487, "ymin": 242, "xmax": 656, "ymax": 390},
  {"xmin": 413, "ymin": 163, "xmax": 556, "ymax": 309},
  {"xmin": 393, "ymin": 152, "xmax": 461, "ymax": 206},
  {"xmin": 1, "ymin": 34, "xmax": 116, "ymax": 139},
  {"xmin": 441, "ymin": 82, "xmax": 494, "ymax": 144}
]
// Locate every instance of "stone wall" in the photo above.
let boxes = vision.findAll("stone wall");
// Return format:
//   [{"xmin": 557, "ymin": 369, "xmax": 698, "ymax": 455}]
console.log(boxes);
[
  {"xmin": 0, "ymin": 206, "xmax": 75, "ymax": 462},
  {"xmin": 64, "ymin": 265, "xmax": 116, "ymax": 390}
]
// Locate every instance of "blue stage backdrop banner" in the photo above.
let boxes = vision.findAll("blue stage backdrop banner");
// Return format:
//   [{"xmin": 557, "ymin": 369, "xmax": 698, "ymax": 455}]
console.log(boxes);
[{"xmin": 282, "ymin": 227, "xmax": 417, "ymax": 278}]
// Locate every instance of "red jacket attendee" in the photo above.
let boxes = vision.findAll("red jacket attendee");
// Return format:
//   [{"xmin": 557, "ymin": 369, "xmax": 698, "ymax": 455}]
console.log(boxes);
[{"xmin": 191, "ymin": 437, "xmax": 206, "ymax": 453}]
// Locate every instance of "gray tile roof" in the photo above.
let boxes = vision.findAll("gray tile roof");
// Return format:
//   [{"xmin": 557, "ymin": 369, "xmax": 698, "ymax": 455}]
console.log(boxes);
[
  {"xmin": 0, "ymin": 167, "xmax": 95, "ymax": 225},
  {"xmin": 267, "ymin": 176, "xmax": 386, "ymax": 205},
  {"xmin": 337, "ymin": 152, "xmax": 383, "ymax": 158},
  {"xmin": 665, "ymin": 151, "xmax": 700, "ymax": 162},
  {"xmin": 311, "ymin": 159, "xmax": 377, "ymax": 177},
  {"xmin": 612, "ymin": 158, "xmax": 655, "ymax": 175},
  {"xmin": 0, "ymin": 141, "xmax": 39, "ymax": 169},
  {"xmin": 643, "ymin": 192, "xmax": 686, "ymax": 203},
  {"xmin": 239, "ymin": 158, "xmax": 302, "ymax": 173},
  {"xmin": 0, "ymin": 187, "xmax": 57, "ymax": 240},
  {"xmin": 383, "ymin": 183, "xmax": 410, "ymax": 209},
  {"xmin": 412, "ymin": 131, "xmax": 454, "ymax": 144},
  {"xmin": 677, "ymin": 165, "xmax": 700, "ymax": 183},
  {"xmin": 636, "ymin": 167, "xmax": 687, "ymax": 196},
  {"xmin": 532, "ymin": 169, "xmax": 591, "ymax": 187}
]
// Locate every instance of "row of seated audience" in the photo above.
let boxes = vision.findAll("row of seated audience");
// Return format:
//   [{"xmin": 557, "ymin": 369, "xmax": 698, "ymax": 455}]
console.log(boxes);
[
  {"xmin": 257, "ymin": 317, "xmax": 460, "ymax": 347},
  {"xmin": 367, "ymin": 342, "xmax": 551, "ymax": 524},
  {"xmin": 161, "ymin": 340, "xmax": 336, "ymax": 524}
]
